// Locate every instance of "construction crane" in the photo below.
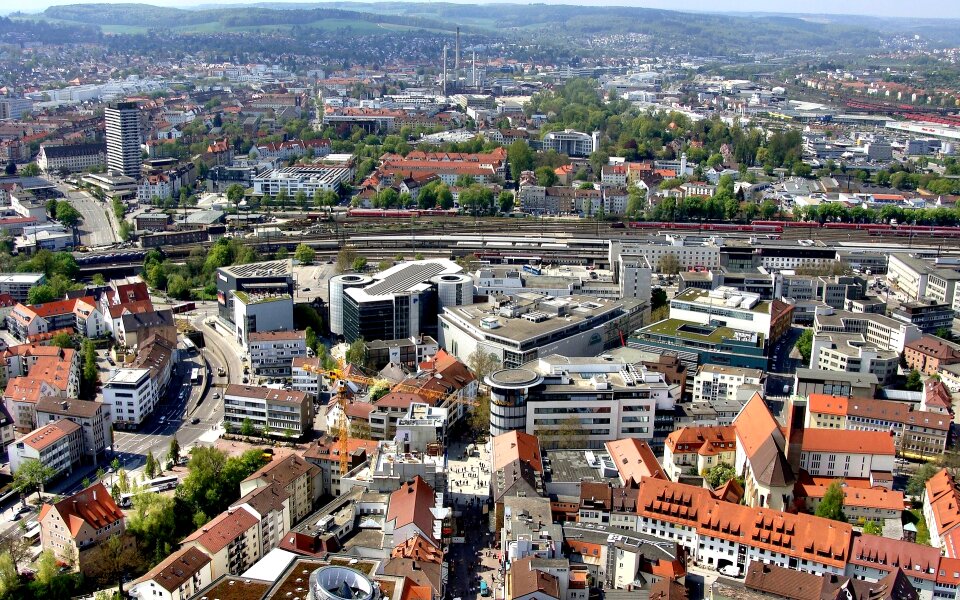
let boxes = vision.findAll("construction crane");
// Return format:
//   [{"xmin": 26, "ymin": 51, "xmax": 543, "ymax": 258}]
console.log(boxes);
[{"xmin": 303, "ymin": 360, "xmax": 478, "ymax": 474}]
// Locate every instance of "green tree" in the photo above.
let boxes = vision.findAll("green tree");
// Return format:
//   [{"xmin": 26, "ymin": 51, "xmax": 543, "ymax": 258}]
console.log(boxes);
[
  {"xmin": 907, "ymin": 463, "xmax": 941, "ymax": 496},
  {"xmin": 13, "ymin": 459, "xmax": 55, "ymax": 502},
  {"xmin": 467, "ymin": 349, "xmax": 500, "ymax": 382},
  {"xmin": 795, "ymin": 329, "xmax": 814, "ymax": 363},
  {"xmin": 305, "ymin": 326, "xmax": 317, "ymax": 354},
  {"xmin": 0, "ymin": 551, "xmax": 19, "ymax": 598},
  {"xmin": 167, "ymin": 274, "xmax": 191, "ymax": 300},
  {"xmin": 703, "ymin": 462, "xmax": 737, "ymax": 488},
  {"xmin": 469, "ymin": 394, "xmax": 491, "ymax": 437},
  {"xmin": 294, "ymin": 243, "xmax": 315, "ymax": 265},
  {"xmin": 508, "ymin": 140, "xmax": 534, "ymax": 180},
  {"xmin": 295, "ymin": 190, "xmax": 308, "ymax": 211},
  {"xmin": 815, "ymin": 481, "xmax": 847, "ymax": 522},
  {"xmin": 657, "ymin": 253, "xmax": 680, "ymax": 275},
  {"xmin": 145, "ymin": 450, "xmax": 157, "ymax": 479},
  {"xmin": 352, "ymin": 257, "xmax": 368, "ymax": 272},
  {"xmin": 498, "ymin": 191, "xmax": 514, "ymax": 214},
  {"xmin": 226, "ymin": 183, "xmax": 245, "ymax": 210},
  {"xmin": 34, "ymin": 550, "xmax": 57, "ymax": 587},
  {"xmin": 551, "ymin": 416, "xmax": 587, "ymax": 449},
  {"xmin": 905, "ymin": 369, "xmax": 924, "ymax": 392},
  {"xmin": 168, "ymin": 436, "xmax": 181, "ymax": 466},
  {"xmin": 241, "ymin": 418, "xmax": 256, "ymax": 437},
  {"xmin": 534, "ymin": 166, "xmax": 558, "ymax": 187},
  {"xmin": 336, "ymin": 246, "xmax": 358, "ymax": 274},
  {"xmin": 345, "ymin": 338, "xmax": 367, "ymax": 368},
  {"xmin": 127, "ymin": 493, "xmax": 176, "ymax": 566},
  {"xmin": 19, "ymin": 163, "xmax": 40, "ymax": 177},
  {"xmin": 863, "ymin": 520, "xmax": 884, "ymax": 535},
  {"xmin": 626, "ymin": 187, "xmax": 645, "ymax": 218},
  {"xmin": 54, "ymin": 201, "xmax": 82, "ymax": 227},
  {"xmin": 27, "ymin": 285, "xmax": 56, "ymax": 304},
  {"xmin": 50, "ymin": 331, "xmax": 74, "ymax": 349},
  {"xmin": 759, "ymin": 200, "xmax": 779, "ymax": 220}
]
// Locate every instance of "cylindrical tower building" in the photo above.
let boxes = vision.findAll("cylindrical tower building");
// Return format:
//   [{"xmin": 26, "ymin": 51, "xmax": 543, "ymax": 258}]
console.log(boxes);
[
  {"xmin": 431, "ymin": 273, "xmax": 473, "ymax": 310},
  {"xmin": 328, "ymin": 274, "xmax": 373, "ymax": 336},
  {"xmin": 309, "ymin": 566, "xmax": 378, "ymax": 600},
  {"xmin": 486, "ymin": 368, "xmax": 543, "ymax": 437}
]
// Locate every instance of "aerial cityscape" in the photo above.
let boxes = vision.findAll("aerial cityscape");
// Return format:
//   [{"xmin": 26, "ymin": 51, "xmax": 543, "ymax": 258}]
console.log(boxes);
[{"xmin": 2, "ymin": 2, "xmax": 960, "ymax": 600}]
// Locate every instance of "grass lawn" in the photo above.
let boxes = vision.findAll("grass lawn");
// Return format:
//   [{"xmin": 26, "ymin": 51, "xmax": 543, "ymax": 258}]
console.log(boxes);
[{"xmin": 908, "ymin": 508, "xmax": 931, "ymax": 545}]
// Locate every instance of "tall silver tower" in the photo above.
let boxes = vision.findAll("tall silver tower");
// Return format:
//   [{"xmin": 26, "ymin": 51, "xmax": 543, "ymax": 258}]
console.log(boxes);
[{"xmin": 105, "ymin": 101, "xmax": 141, "ymax": 178}]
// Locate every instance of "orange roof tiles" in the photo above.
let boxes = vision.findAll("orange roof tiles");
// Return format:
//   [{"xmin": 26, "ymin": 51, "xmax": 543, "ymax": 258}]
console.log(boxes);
[
  {"xmin": 391, "ymin": 534, "xmax": 443, "ymax": 563},
  {"xmin": 639, "ymin": 478, "xmax": 852, "ymax": 569},
  {"xmin": 182, "ymin": 507, "xmax": 258, "ymax": 554},
  {"xmin": 808, "ymin": 393, "xmax": 849, "ymax": 416},
  {"xmin": 800, "ymin": 429, "xmax": 895, "ymax": 455},
  {"xmin": 850, "ymin": 534, "xmax": 941, "ymax": 581},
  {"xmin": 665, "ymin": 426, "xmax": 736, "ymax": 457},
  {"xmin": 387, "ymin": 476, "xmax": 438, "ymax": 546},
  {"xmin": 734, "ymin": 394, "xmax": 781, "ymax": 459},
  {"xmin": 21, "ymin": 419, "xmax": 79, "ymax": 451},
  {"xmin": 492, "ymin": 431, "xmax": 542, "ymax": 473},
  {"xmin": 604, "ymin": 438, "xmax": 665, "ymax": 485},
  {"xmin": 40, "ymin": 483, "xmax": 123, "ymax": 538}
]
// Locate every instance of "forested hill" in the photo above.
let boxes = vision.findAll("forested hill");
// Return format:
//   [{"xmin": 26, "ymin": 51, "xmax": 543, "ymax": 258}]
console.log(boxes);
[{"xmin": 34, "ymin": 1, "xmax": 893, "ymax": 55}]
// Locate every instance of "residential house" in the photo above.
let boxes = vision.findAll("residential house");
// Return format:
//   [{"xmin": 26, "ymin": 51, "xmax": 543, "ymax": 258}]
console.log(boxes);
[
  {"xmin": 8, "ymin": 419, "xmax": 82, "ymax": 477},
  {"xmin": 240, "ymin": 454, "xmax": 321, "ymax": 526},
  {"xmin": 181, "ymin": 507, "xmax": 261, "ymax": 577},
  {"xmin": 129, "ymin": 547, "xmax": 214, "ymax": 600},
  {"xmin": 34, "ymin": 397, "xmax": 112, "ymax": 463},
  {"xmin": 38, "ymin": 483, "xmax": 125, "ymax": 576}
]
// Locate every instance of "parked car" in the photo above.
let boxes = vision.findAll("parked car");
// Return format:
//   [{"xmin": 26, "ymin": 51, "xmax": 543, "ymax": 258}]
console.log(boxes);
[{"xmin": 719, "ymin": 565, "xmax": 741, "ymax": 578}]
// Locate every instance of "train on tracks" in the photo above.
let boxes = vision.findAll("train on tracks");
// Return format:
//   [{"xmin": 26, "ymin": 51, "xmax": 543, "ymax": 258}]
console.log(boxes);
[{"xmin": 623, "ymin": 220, "xmax": 960, "ymax": 238}]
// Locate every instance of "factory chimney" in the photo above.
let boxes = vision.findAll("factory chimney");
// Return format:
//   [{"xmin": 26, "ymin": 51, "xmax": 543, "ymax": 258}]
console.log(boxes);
[
  {"xmin": 442, "ymin": 45, "xmax": 448, "ymax": 96},
  {"xmin": 455, "ymin": 27, "xmax": 461, "ymax": 74}
]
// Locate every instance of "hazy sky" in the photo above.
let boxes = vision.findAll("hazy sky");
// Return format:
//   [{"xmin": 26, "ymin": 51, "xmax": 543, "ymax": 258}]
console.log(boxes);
[{"xmin": 2, "ymin": 0, "xmax": 959, "ymax": 19}]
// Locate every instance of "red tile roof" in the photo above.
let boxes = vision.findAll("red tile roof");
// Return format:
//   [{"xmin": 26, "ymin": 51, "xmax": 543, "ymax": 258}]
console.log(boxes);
[
  {"xmin": 850, "ymin": 534, "xmax": 941, "ymax": 582},
  {"xmin": 492, "ymin": 430, "xmax": 542, "ymax": 473},
  {"xmin": 20, "ymin": 419, "xmax": 79, "ymax": 451},
  {"xmin": 638, "ymin": 478, "xmax": 852, "ymax": 569},
  {"xmin": 387, "ymin": 476, "xmax": 438, "ymax": 546},
  {"xmin": 800, "ymin": 429, "xmax": 896, "ymax": 455},
  {"xmin": 182, "ymin": 507, "xmax": 258, "ymax": 554},
  {"xmin": 39, "ymin": 483, "xmax": 123, "ymax": 538},
  {"xmin": 604, "ymin": 438, "xmax": 666, "ymax": 485},
  {"xmin": 665, "ymin": 425, "xmax": 736, "ymax": 457}
]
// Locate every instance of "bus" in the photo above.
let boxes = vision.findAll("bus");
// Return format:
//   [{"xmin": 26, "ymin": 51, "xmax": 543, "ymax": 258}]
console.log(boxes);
[
  {"xmin": 145, "ymin": 476, "xmax": 179, "ymax": 491},
  {"xmin": 190, "ymin": 368, "xmax": 202, "ymax": 385},
  {"xmin": 182, "ymin": 337, "xmax": 196, "ymax": 354},
  {"xmin": 21, "ymin": 523, "xmax": 40, "ymax": 543}
]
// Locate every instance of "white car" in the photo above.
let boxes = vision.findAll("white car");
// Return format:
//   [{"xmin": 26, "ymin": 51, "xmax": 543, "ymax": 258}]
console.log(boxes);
[{"xmin": 719, "ymin": 565, "xmax": 741, "ymax": 578}]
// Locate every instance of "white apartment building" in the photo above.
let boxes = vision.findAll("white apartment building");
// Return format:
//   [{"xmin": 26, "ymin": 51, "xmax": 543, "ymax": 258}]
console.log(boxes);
[
  {"xmin": 252, "ymin": 166, "xmax": 351, "ymax": 196},
  {"xmin": 670, "ymin": 287, "xmax": 774, "ymax": 336},
  {"xmin": 810, "ymin": 333, "xmax": 900, "ymax": 385},
  {"xmin": 291, "ymin": 357, "xmax": 321, "ymax": 398},
  {"xmin": 0, "ymin": 273, "xmax": 45, "ymax": 302},
  {"xmin": 485, "ymin": 355, "xmax": 673, "ymax": 449},
  {"xmin": 889, "ymin": 253, "xmax": 960, "ymax": 306},
  {"xmin": 247, "ymin": 330, "xmax": 306, "ymax": 377},
  {"xmin": 223, "ymin": 384, "xmax": 314, "ymax": 437},
  {"xmin": 102, "ymin": 368, "xmax": 157, "ymax": 429},
  {"xmin": 814, "ymin": 307, "xmax": 922, "ymax": 353},
  {"xmin": 609, "ymin": 238, "xmax": 721, "ymax": 273},
  {"xmin": 36, "ymin": 143, "xmax": 107, "ymax": 174},
  {"xmin": 798, "ymin": 429, "xmax": 896, "ymax": 480},
  {"xmin": 692, "ymin": 365, "xmax": 763, "ymax": 404},
  {"xmin": 541, "ymin": 129, "xmax": 599, "ymax": 157},
  {"xmin": 181, "ymin": 507, "xmax": 261, "ymax": 578},
  {"xmin": 8, "ymin": 419, "xmax": 82, "ymax": 477},
  {"xmin": 129, "ymin": 547, "xmax": 213, "ymax": 600}
]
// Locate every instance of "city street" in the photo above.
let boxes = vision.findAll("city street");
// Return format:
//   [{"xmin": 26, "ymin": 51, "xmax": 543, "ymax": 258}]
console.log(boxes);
[{"xmin": 56, "ymin": 183, "xmax": 119, "ymax": 247}]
